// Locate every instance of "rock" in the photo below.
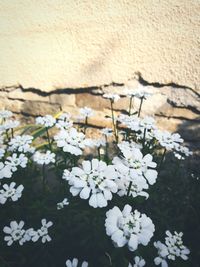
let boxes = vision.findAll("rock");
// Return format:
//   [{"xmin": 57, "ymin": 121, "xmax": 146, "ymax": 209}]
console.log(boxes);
[
  {"xmin": 50, "ymin": 93, "xmax": 76, "ymax": 107},
  {"xmin": 8, "ymin": 88, "xmax": 50, "ymax": 102}
]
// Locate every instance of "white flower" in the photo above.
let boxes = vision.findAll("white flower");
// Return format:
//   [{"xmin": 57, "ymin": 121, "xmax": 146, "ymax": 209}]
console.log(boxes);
[
  {"xmin": 21, "ymin": 228, "xmax": 36, "ymax": 243},
  {"xmin": 174, "ymin": 145, "xmax": 192, "ymax": 160},
  {"xmin": 0, "ymin": 132, "xmax": 4, "ymax": 145},
  {"xmin": 118, "ymin": 141, "xmax": 142, "ymax": 154},
  {"xmin": 5, "ymin": 153, "xmax": 28, "ymax": 172},
  {"xmin": 8, "ymin": 135, "xmax": 35, "ymax": 153},
  {"xmin": 165, "ymin": 231, "xmax": 190, "ymax": 261},
  {"xmin": 134, "ymin": 90, "xmax": 152, "ymax": 100},
  {"xmin": 3, "ymin": 221, "xmax": 26, "ymax": 246},
  {"xmin": 0, "ymin": 162, "xmax": 12, "ymax": 179},
  {"xmin": 56, "ymin": 113, "xmax": 73, "ymax": 130},
  {"xmin": 66, "ymin": 159, "xmax": 118, "ymax": 208},
  {"xmin": 105, "ymin": 205, "xmax": 155, "ymax": 251},
  {"xmin": 0, "ymin": 119, "xmax": 20, "ymax": 131},
  {"xmin": 62, "ymin": 169, "xmax": 76, "ymax": 181},
  {"xmin": 31, "ymin": 219, "xmax": 53, "ymax": 243},
  {"xmin": 66, "ymin": 258, "xmax": 88, "ymax": 267},
  {"xmin": 154, "ymin": 241, "xmax": 169, "ymax": 267},
  {"xmin": 0, "ymin": 182, "xmax": 24, "ymax": 204},
  {"xmin": 100, "ymin": 128, "xmax": 113, "ymax": 137},
  {"xmin": 0, "ymin": 110, "xmax": 13, "ymax": 119},
  {"xmin": 79, "ymin": 107, "xmax": 94, "ymax": 119},
  {"xmin": 115, "ymin": 167, "xmax": 149, "ymax": 199},
  {"xmin": 33, "ymin": 150, "xmax": 55, "ymax": 165},
  {"xmin": 118, "ymin": 114, "xmax": 140, "ymax": 132},
  {"xmin": 57, "ymin": 198, "xmax": 69, "ymax": 210},
  {"xmin": 113, "ymin": 146, "xmax": 157, "ymax": 186},
  {"xmin": 128, "ymin": 256, "xmax": 146, "ymax": 267},
  {"xmin": 36, "ymin": 115, "xmax": 56, "ymax": 128},
  {"xmin": 154, "ymin": 130, "xmax": 183, "ymax": 151},
  {"xmin": 103, "ymin": 93, "xmax": 120, "ymax": 102},
  {"xmin": 154, "ymin": 231, "xmax": 190, "ymax": 266},
  {"xmin": 139, "ymin": 116, "xmax": 156, "ymax": 131},
  {"xmin": 54, "ymin": 128, "xmax": 91, "ymax": 156},
  {"xmin": 0, "ymin": 148, "xmax": 5, "ymax": 159}
]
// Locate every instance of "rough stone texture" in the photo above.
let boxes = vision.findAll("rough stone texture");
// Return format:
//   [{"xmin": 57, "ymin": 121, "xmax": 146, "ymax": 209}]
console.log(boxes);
[
  {"xmin": 8, "ymin": 88, "xmax": 50, "ymax": 102},
  {"xmin": 0, "ymin": 81, "xmax": 199, "ymax": 141},
  {"xmin": 0, "ymin": 0, "xmax": 200, "ymax": 91}
]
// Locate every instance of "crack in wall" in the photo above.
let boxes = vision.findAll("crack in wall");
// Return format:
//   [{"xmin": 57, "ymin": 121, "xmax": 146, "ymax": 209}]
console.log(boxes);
[
  {"xmin": 0, "ymin": 75, "xmax": 199, "ymax": 121},
  {"xmin": 136, "ymin": 72, "xmax": 200, "ymax": 98},
  {"xmin": 155, "ymin": 113, "xmax": 200, "ymax": 122}
]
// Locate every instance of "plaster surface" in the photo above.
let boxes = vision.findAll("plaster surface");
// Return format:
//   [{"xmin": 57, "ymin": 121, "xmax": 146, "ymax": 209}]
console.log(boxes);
[{"xmin": 0, "ymin": 0, "xmax": 200, "ymax": 91}]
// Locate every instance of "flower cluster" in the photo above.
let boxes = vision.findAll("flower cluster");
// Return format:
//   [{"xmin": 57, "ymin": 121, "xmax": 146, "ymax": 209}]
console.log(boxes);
[
  {"xmin": 113, "ymin": 142, "xmax": 157, "ymax": 198},
  {"xmin": 66, "ymin": 258, "xmax": 88, "ymax": 267},
  {"xmin": 79, "ymin": 106, "xmax": 94, "ymax": 119},
  {"xmin": 105, "ymin": 205, "xmax": 155, "ymax": 251},
  {"xmin": 54, "ymin": 127, "xmax": 92, "ymax": 156},
  {"xmin": 63, "ymin": 159, "xmax": 118, "ymax": 208},
  {"xmin": 128, "ymin": 256, "xmax": 146, "ymax": 267},
  {"xmin": 103, "ymin": 93, "xmax": 120, "ymax": 102},
  {"xmin": 36, "ymin": 115, "xmax": 56, "ymax": 128},
  {"xmin": 0, "ymin": 182, "xmax": 24, "ymax": 204},
  {"xmin": 56, "ymin": 113, "xmax": 73, "ymax": 130},
  {"xmin": 0, "ymin": 101, "xmax": 192, "ymax": 267},
  {"xmin": 154, "ymin": 231, "xmax": 190, "ymax": 267},
  {"xmin": 3, "ymin": 219, "xmax": 53, "ymax": 246},
  {"xmin": 33, "ymin": 150, "xmax": 56, "ymax": 165},
  {"xmin": 8, "ymin": 135, "xmax": 35, "ymax": 154}
]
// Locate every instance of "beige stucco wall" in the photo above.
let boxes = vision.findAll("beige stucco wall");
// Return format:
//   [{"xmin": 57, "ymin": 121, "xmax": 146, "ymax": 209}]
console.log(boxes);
[{"xmin": 0, "ymin": 0, "xmax": 200, "ymax": 91}]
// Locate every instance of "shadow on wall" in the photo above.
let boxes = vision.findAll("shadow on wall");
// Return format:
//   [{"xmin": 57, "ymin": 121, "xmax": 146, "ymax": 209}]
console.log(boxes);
[{"xmin": 177, "ymin": 117, "xmax": 200, "ymax": 172}]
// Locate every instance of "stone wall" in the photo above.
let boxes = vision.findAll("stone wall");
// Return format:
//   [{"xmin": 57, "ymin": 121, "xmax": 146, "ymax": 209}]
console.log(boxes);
[{"xmin": 0, "ymin": 74, "xmax": 199, "ymax": 147}]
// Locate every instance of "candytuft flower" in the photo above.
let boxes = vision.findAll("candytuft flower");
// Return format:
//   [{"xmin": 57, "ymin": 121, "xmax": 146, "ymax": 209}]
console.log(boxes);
[
  {"xmin": 154, "ymin": 230, "xmax": 190, "ymax": 267},
  {"xmin": 8, "ymin": 135, "xmax": 35, "ymax": 154},
  {"xmin": 128, "ymin": 256, "xmax": 146, "ymax": 267},
  {"xmin": 5, "ymin": 153, "xmax": 28, "ymax": 172},
  {"xmin": 54, "ymin": 128, "xmax": 91, "ymax": 156},
  {"xmin": 79, "ymin": 107, "xmax": 94, "ymax": 119},
  {"xmin": 113, "ymin": 145, "xmax": 157, "ymax": 186},
  {"xmin": 3, "ymin": 221, "xmax": 26, "ymax": 246},
  {"xmin": 57, "ymin": 198, "xmax": 69, "ymax": 210},
  {"xmin": 66, "ymin": 258, "xmax": 88, "ymax": 267},
  {"xmin": 0, "ymin": 182, "xmax": 24, "ymax": 204},
  {"xmin": 0, "ymin": 110, "xmax": 13, "ymax": 119},
  {"xmin": 0, "ymin": 162, "xmax": 12, "ymax": 180},
  {"xmin": 35, "ymin": 115, "xmax": 56, "ymax": 128},
  {"xmin": 65, "ymin": 159, "xmax": 118, "ymax": 208},
  {"xmin": 33, "ymin": 150, "xmax": 55, "ymax": 165},
  {"xmin": 56, "ymin": 113, "xmax": 73, "ymax": 130},
  {"xmin": 31, "ymin": 219, "xmax": 53, "ymax": 243},
  {"xmin": 105, "ymin": 205, "xmax": 155, "ymax": 251},
  {"xmin": 103, "ymin": 93, "xmax": 120, "ymax": 102},
  {"xmin": 0, "ymin": 119, "xmax": 20, "ymax": 131}
]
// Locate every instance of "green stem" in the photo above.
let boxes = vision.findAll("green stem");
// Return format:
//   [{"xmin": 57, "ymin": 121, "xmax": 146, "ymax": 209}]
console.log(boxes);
[
  {"xmin": 127, "ymin": 181, "xmax": 132, "ymax": 196},
  {"xmin": 105, "ymin": 136, "xmax": 109, "ymax": 163},
  {"xmin": 138, "ymin": 97, "xmax": 144, "ymax": 117},
  {"xmin": 97, "ymin": 147, "xmax": 101, "ymax": 160},
  {"xmin": 42, "ymin": 164, "xmax": 46, "ymax": 191},
  {"xmin": 142, "ymin": 128, "xmax": 147, "ymax": 148},
  {"xmin": 129, "ymin": 96, "xmax": 133, "ymax": 115},
  {"xmin": 158, "ymin": 148, "xmax": 167, "ymax": 173},
  {"xmin": 84, "ymin": 116, "xmax": 88, "ymax": 134},
  {"xmin": 110, "ymin": 100, "xmax": 118, "ymax": 143},
  {"xmin": 46, "ymin": 128, "xmax": 52, "ymax": 151}
]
